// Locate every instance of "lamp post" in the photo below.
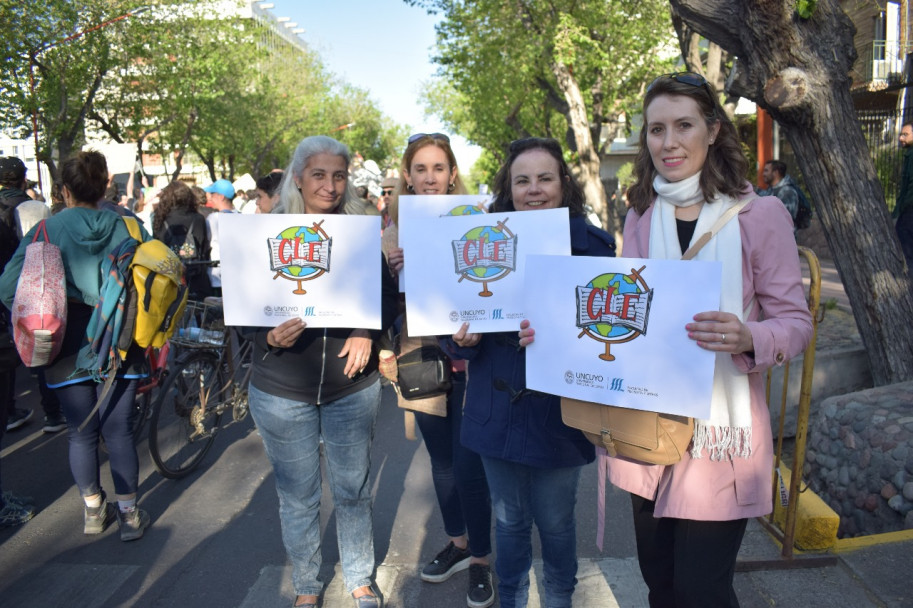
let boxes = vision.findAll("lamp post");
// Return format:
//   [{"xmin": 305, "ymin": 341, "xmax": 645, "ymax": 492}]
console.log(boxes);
[{"xmin": 28, "ymin": 6, "xmax": 150, "ymax": 193}]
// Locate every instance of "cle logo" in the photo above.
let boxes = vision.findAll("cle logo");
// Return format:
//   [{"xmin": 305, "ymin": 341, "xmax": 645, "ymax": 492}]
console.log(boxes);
[
  {"xmin": 267, "ymin": 221, "xmax": 332, "ymax": 295},
  {"xmin": 451, "ymin": 217, "xmax": 516, "ymax": 297},
  {"xmin": 575, "ymin": 265, "xmax": 653, "ymax": 361}
]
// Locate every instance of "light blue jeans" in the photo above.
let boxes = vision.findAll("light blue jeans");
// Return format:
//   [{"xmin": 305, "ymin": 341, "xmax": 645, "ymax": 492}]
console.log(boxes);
[
  {"xmin": 249, "ymin": 381, "xmax": 380, "ymax": 596},
  {"xmin": 481, "ymin": 456, "xmax": 583, "ymax": 608}
]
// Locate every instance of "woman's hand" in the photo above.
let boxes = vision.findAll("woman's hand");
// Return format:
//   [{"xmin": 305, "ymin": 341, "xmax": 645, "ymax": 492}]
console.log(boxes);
[
  {"xmin": 686, "ymin": 311, "xmax": 754, "ymax": 354},
  {"xmin": 339, "ymin": 329, "xmax": 373, "ymax": 378},
  {"xmin": 452, "ymin": 322, "xmax": 481, "ymax": 347},
  {"xmin": 267, "ymin": 317, "xmax": 306, "ymax": 349},
  {"xmin": 518, "ymin": 319, "xmax": 535, "ymax": 348},
  {"xmin": 387, "ymin": 246, "xmax": 404, "ymax": 273}
]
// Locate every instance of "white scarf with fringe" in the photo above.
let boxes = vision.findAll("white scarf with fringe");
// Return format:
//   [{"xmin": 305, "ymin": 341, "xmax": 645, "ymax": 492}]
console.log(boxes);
[{"xmin": 649, "ymin": 173, "xmax": 752, "ymax": 460}]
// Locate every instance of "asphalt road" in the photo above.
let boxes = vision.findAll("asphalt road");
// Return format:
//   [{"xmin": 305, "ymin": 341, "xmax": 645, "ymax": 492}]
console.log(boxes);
[{"xmin": 2, "ymin": 368, "xmax": 907, "ymax": 608}]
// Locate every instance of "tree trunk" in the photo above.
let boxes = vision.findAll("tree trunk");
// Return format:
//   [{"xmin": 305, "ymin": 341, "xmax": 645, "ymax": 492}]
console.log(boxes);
[
  {"xmin": 551, "ymin": 60, "xmax": 612, "ymax": 233},
  {"xmin": 671, "ymin": 0, "xmax": 913, "ymax": 385}
]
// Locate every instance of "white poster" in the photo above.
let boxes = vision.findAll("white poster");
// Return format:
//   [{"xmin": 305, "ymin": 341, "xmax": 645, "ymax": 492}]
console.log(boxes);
[
  {"xmin": 396, "ymin": 194, "xmax": 492, "ymax": 291},
  {"xmin": 88, "ymin": 142, "xmax": 137, "ymax": 175},
  {"xmin": 219, "ymin": 214, "xmax": 382, "ymax": 328},
  {"xmin": 401, "ymin": 207, "xmax": 570, "ymax": 336},
  {"xmin": 524, "ymin": 255, "xmax": 722, "ymax": 419}
]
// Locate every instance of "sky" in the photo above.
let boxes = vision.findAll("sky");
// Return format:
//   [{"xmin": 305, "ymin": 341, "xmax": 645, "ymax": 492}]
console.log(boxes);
[{"xmin": 266, "ymin": 0, "xmax": 482, "ymax": 170}]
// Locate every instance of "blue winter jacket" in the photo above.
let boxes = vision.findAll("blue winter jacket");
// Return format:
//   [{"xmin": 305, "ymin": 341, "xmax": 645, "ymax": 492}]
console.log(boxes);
[{"xmin": 444, "ymin": 215, "xmax": 616, "ymax": 468}]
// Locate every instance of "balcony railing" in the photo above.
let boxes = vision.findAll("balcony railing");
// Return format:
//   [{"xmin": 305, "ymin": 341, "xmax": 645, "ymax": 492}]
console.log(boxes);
[{"xmin": 855, "ymin": 39, "xmax": 913, "ymax": 85}]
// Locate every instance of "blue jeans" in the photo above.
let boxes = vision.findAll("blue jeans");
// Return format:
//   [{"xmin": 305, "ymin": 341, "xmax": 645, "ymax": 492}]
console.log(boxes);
[
  {"xmin": 248, "ymin": 380, "xmax": 380, "ymax": 596},
  {"xmin": 481, "ymin": 457, "xmax": 583, "ymax": 608},
  {"xmin": 56, "ymin": 379, "xmax": 139, "ymax": 497},
  {"xmin": 414, "ymin": 372, "xmax": 492, "ymax": 557}
]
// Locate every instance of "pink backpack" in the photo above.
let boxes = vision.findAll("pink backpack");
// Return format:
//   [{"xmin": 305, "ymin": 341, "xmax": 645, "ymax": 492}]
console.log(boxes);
[{"xmin": 11, "ymin": 221, "xmax": 67, "ymax": 367}]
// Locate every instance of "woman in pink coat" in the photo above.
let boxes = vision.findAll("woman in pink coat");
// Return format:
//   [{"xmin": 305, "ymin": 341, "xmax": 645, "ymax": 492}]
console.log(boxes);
[{"xmin": 522, "ymin": 73, "xmax": 812, "ymax": 607}]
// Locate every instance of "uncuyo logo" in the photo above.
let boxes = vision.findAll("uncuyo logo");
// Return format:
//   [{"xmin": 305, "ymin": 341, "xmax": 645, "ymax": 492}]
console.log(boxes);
[
  {"xmin": 449, "ymin": 311, "xmax": 459, "ymax": 322},
  {"xmin": 264, "ymin": 306, "xmax": 273, "ymax": 316},
  {"xmin": 564, "ymin": 370, "xmax": 574, "ymax": 384}
]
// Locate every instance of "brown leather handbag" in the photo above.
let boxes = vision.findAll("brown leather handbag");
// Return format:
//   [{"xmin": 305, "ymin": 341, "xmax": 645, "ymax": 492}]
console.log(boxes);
[{"xmin": 561, "ymin": 397, "xmax": 694, "ymax": 465}]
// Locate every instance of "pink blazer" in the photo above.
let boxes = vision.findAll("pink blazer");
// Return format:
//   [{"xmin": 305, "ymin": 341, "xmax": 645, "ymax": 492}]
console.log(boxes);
[{"xmin": 604, "ymin": 192, "xmax": 813, "ymax": 521}]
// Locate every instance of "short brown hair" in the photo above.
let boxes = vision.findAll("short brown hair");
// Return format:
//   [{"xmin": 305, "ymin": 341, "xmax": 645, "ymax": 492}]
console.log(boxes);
[{"xmin": 490, "ymin": 137, "xmax": 585, "ymax": 217}]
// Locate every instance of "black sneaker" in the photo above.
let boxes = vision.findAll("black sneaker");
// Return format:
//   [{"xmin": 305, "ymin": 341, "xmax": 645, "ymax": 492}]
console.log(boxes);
[
  {"xmin": 43, "ymin": 412, "xmax": 67, "ymax": 433},
  {"xmin": 466, "ymin": 563, "xmax": 494, "ymax": 608},
  {"xmin": 421, "ymin": 541, "xmax": 472, "ymax": 583},
  {"xmin": 6, "ymin": 408, "xmax": 33, "ymax": 431}
]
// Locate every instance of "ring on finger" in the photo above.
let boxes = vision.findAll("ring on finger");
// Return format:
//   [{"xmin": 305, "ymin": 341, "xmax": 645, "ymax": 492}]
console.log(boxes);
[{"xmin": 721, "ymin": 333, "xmax": 726, "ymax": 344}]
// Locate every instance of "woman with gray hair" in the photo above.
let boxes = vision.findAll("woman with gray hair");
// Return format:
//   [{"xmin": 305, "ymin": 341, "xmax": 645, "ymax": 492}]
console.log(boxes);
[{"xmin": 243, "ymin": 136, "xmax": 397, "ymax": 608}]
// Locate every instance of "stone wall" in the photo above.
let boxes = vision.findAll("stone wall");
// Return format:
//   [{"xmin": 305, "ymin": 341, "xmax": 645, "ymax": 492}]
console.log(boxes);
[
  {"xmin": 804, "ymin": 382, "xmax": 913, "ymax": 537},
  {"xmin": 796, "ymin": 217, "xmax": 832, "ymax": 261}
]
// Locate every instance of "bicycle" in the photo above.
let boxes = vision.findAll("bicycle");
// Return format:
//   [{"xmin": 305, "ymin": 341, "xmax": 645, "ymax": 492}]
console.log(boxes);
[
  {"xmin": 130, "ymin": 343, "xmax": 170, "ymax": 443},
  {"xmin": 147, "ymin": 297, "xmax": 252, "ymax": 479}
]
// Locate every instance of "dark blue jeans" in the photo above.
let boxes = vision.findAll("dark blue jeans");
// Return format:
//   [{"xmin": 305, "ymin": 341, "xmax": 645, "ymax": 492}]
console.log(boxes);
[
  {"xmin": 414, "ymin": 372, "xmax": 492, "ymax": 558},
  {"xmin": 481, "ymin": 457, "xmax": 583, "ymax": 608},
  {"xmin": 56, "ymin": 379, "xmax": 139, "ymax": 497}
]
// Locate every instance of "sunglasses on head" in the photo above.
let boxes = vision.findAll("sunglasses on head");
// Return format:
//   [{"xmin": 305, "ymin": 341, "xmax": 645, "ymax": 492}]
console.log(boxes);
[
  {"xmin": 648, "ymin": 72, "xmax": 713, "ymax": 94},
  {"xmin": 508, "ymin": 136, "xmax": 561, "ymax": 154},
  {"xmin": 407, "ymin": 132, "xmax": 450, "ymax": 145}
]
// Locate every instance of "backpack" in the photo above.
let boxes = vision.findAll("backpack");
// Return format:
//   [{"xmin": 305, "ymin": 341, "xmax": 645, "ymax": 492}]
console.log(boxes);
[
  {"xmin": 124, "ymin": 217, "xmax": 189, "ymax": 350},
  {"xmin": 77, "ymin": 217, "xmax": 188, "ymax": 381},
  {"xmin": 792, "ymin": 185, "xmax": 812, "ymax": 230},
  {"xmin": 10, "ymin": 221, "xmax": 67, "ymax": 366},
  {"xmin": 74, "ymin": 218, "xmax": 188, "ymax": 429},
  {"xmin": 163, "ymin": 219, "xmax": 199, "ymax": 261}
]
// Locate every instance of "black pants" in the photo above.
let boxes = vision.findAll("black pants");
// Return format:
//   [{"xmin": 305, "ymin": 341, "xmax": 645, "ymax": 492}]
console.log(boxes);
[
  {"xmin": 630, "ymin": 494, "xmax": 747, "ymax": 608},
  {"xmin": 897, "ymin": 209, "xmax": 913, "ymax": 277}
]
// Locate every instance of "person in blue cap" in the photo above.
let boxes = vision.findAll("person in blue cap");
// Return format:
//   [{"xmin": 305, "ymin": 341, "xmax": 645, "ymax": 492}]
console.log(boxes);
[{"xmin": 203, "ymin": 179, "xmax": 237, "ymax": 295}]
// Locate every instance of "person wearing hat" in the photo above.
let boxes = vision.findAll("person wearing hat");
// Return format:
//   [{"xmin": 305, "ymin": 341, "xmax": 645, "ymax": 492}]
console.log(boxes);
[
  {"xmin": 203, "ymin": 179, "xmax": 237, "ymax": 296},
  {"xmin": 378, "ymin": 176, "xmax": 397, "ymax": 228},
  {"xmin": 1, "ymin": 157, "xmax": 51, "ymax": 436}
]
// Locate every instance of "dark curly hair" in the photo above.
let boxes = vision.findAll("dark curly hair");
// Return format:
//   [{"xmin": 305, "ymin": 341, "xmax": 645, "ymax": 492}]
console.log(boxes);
[
  {"xmin": 490, "ymin": 137, "xmax": 585, "ymax": 216},
  {"xmin": 628, "ymin": 74, "xmax": 748, "ymax": 215},
  {"xmin": 153, "ymin": 181, "xmax": 198, "ymax": 234}
]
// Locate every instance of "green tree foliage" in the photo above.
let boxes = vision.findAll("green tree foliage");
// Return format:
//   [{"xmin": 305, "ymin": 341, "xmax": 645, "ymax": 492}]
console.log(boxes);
[
  {"xmin": 0, "ymin": 0, "xmax": 403, "ymax": 182},
  {"xmin": 408, "ymin": 0, "xmax": 677, "ymax": 231}
]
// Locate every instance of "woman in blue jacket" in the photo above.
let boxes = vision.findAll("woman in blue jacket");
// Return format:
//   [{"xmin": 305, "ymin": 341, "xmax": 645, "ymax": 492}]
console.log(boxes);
[{"xmin": 443, "ymin": 137, "xmax": 616, "ymax": 608}]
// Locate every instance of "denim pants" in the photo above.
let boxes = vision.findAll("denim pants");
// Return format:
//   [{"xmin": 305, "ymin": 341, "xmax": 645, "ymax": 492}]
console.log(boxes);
[
  {"xmin": 249, "ymin": 380, "xmax": 380, "ymax": 596},
  {"xmin": 414, "ymin": 372, "xmax": 492, "ymax": 557},
  {"xmin": 55, "ymin": 379, "xmax": 139, "ymax": 497},
  {"xmin": 481, "ymin": 456, "xmax": 582, "ymax": 608}
]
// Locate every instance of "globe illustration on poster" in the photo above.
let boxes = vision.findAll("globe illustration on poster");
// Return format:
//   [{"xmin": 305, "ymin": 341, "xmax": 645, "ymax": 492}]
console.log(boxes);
[
  {"xmin": 269, "ymin": 221, "xmax": 331, "ymax": 295},
  {"xmin": 454, "ymin": 218, "xmax": 515, "ymax": 297},
  {"xmin": 446, "ymin": 202, "xmax": 487, "ymax": 216},
  {"xmin": 579, "ymin": 265, "xmax": 651, "ymax": 361}
]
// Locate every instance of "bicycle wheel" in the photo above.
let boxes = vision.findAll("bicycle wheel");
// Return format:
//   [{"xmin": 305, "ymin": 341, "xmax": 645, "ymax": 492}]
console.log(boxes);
[{"xmin": 149, "ymin": 351, "xmax": 224, "ymax": 478}]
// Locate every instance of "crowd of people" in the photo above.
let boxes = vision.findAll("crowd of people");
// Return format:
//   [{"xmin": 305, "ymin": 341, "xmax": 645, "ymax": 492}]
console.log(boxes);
[{"xmin": 0, "ymin": 72, "xmax": 818, "ymax": 608}]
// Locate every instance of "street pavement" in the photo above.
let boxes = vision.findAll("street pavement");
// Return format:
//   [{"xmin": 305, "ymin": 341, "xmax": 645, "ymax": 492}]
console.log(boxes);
[{"xmin": 1, "ymin": 259, "xmax": 911, "ymax": 607}]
